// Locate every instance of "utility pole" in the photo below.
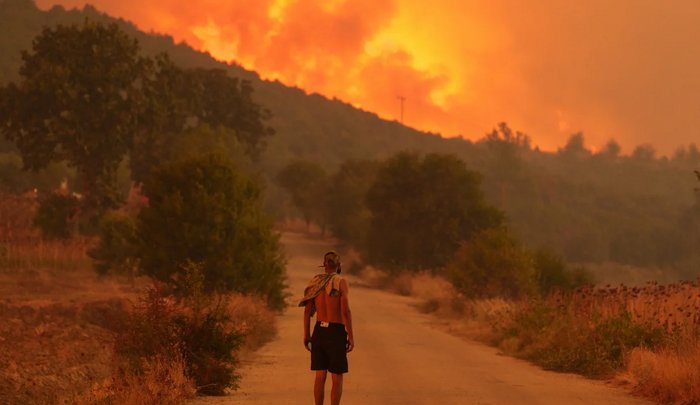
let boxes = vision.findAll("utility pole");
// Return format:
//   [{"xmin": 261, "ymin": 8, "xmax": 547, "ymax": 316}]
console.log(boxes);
[{"xmin": 397, "ymin": 95, "xmax": 406, "ymax": 124}]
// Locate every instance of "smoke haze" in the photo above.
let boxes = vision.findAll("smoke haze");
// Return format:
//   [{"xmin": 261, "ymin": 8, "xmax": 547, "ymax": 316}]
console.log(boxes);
[{"xmin": 36, "ymin": 0, "xmax": 700, "ymax": 154}]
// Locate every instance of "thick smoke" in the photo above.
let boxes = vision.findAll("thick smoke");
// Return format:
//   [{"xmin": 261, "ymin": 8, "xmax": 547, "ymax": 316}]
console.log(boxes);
[{"xmin": 36, "ymin": 0, "xmax": 700, "ymax": 154}]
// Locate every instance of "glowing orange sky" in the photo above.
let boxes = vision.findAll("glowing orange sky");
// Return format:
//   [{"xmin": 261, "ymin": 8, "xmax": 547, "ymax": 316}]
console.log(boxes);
[{"xmin": 36, "ymin": 0, "xmax": 700, "ymax": 154}]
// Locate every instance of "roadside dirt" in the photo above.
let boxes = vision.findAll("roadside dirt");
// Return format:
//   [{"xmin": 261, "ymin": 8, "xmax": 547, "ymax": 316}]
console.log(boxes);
[{"xmin": 193, "ymin": 231, "xmax": 652, "ymax": 405}]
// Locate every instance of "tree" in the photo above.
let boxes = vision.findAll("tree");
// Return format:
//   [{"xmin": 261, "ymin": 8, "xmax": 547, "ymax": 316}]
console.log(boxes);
[
  {"xmin": 447, "ymin": 227, "xmax": 536, "ymax": 298},
  {"xmin": 483, "ymin": 122, "xmax": 531, "ymax": 154},
  {"xmin": 480, "ymin": 122, "xmax": 532, "ymax": 207},
  {"xmin": 276, "ymin": 160, "xmax": 328, "ymax": 227},
  {"xmin": 323, "ymin": 159, "xmax": 378, "ymax": 248},
  {"xmin": 136, "ymin": 154, "xmax": 286, "ymax": 309},
  {"xmin": 129, "ymin": 55, "xmax": 275, "ymax": 184},
  {"xmin": 631, "ymin": 143, "xmax": 656, "ymax": 161},
  {"xmin": 598, "ymin": 139, "xmax": 622, "ymax": 158},
  {"xmin": 0, "ymin": 21, "xmax": 146, "ymax": 211},
  {"xmin": 365, "ymin": 152, "xmax": 503, "ymax": 271},
  {"xmin": 558, "ymin": 132, "xmax": 591, "ymax": 158},
  {"xmin": 0, "ymin": 22, "xmax": 276, "ymax": 213}
]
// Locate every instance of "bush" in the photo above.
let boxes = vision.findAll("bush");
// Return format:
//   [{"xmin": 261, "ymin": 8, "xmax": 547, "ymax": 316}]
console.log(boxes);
[
  {"xmin": 137, "ymin": 154, "xmax": 286, "ymax": 309},
  {"xmin": 533, "ymin": 249, "xmax": 592, "ymax": 295},
  {"xmin": 447, "ymin": 227, "xmax": 536, "ymax": 298},
  {"xmin": 115, "ymin": 265, "xmax": 244, "ymax": 396},
  {"xmin": 492, "ymin": 299, "xmax": 665, "ymax": 378},
  {"xmin": 88, "ymin": 211, "xmax": 138, "ymax": 276},
  {"xmin": 33, "ymin": 193, "xmax": 79, "ymax": 239},
  {"xmin": 533, "ymin": 310, "xmax": 664, "ymax": 377}
]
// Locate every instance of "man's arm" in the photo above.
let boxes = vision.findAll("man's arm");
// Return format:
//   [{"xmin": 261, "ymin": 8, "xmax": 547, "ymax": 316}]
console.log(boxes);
[
  {"xmin": 339, "ymin": 279, "xmax": 354, "ymax": 352},
  {"xmin": 303, "ymin": 301, "xmax": 314, "ymax": 351}
]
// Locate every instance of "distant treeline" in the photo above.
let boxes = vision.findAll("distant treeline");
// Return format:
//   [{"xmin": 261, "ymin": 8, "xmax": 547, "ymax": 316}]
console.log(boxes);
[
  {"xmin": 1, "ymin": 0, "xmax": 699, "ymax": 277},
  {"xmin": 275, "ymin": 131, "xmax": 700, "ymax": 278}
]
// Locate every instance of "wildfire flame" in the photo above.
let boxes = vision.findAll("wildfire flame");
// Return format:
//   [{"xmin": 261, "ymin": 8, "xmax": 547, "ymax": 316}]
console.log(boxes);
[{"xmin": 35, "ymin": 0, "xmax": 700, "ymax": 154}]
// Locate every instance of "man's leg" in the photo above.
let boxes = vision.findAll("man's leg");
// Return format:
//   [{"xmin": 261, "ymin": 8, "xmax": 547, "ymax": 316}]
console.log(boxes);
[
  {"xmin": 330, "ymin": 373, "xmax": 343, "ymax": 405},
  {"xmin": 314, "ymin": 370, "xmax": 327, "ymax": 405}
]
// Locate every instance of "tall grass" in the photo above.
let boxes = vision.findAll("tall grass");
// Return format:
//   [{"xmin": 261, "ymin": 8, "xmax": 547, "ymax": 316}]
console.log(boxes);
[
  {"xmin": 367, "ymin": 268, "xmax": 700, "ymax": 402},
  {"xmin": 0, "ymin": 193, "xmax": 279, "ymax": 402}
]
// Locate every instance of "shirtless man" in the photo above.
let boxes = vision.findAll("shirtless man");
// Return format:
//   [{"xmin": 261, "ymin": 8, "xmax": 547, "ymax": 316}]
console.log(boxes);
[{"xmin": 300, "ymin": 252, "xmax": 354, "ymax": 405}]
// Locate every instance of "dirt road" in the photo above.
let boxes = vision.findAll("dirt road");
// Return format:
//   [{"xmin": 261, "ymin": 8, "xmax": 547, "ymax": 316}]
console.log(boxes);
[{"xmin": 194, "ymin": 232, "xmax": 652, "ymax": 405}]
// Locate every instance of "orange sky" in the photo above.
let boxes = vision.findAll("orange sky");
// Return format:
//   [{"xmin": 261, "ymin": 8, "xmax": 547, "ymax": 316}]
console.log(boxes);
[{"xmin": 36, "ymin": 0, "xmax": 700, "ymax": 155}]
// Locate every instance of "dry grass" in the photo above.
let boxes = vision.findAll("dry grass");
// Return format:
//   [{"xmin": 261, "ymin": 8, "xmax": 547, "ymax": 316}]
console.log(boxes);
[
  {"xmin": 226, "ymin": 293, "xmax": 278, "ymax": 352},
  {"xmin": 71, "ymin": 354, "xmax": 196, "ymax": 405},
  {"xmin": 361, "ymin": 266, "xmax": 700, "ymax": 402},
  {"xmin": 0, "ymin": 194, "xmax": 279, "ymax": 403},
  {"xmin": 621, "ymin": 344, "xmax": 700, "ymax": 404},
  {"xmin": 0, "ymin": 197, "xmax": 143, "ymax": 405}
]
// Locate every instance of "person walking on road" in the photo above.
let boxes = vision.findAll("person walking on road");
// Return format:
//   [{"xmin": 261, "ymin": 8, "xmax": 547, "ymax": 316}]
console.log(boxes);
[{"xmin": 299, "ymin": 251, "xmax": 355, "ymax": 405}]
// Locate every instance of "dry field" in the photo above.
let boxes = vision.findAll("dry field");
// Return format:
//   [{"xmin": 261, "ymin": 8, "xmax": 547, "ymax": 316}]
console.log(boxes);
[
  {"xmin": 366, "ymin": 267, "xmax": 700, "ymax": 405},
  {"xmin": 0, "ymin": 194, "xmax": 277, "ymax": 404}
]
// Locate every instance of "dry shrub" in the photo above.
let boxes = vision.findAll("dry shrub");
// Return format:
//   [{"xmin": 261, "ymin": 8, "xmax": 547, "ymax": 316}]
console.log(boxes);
[
  {"xmin": 71, "ymin": 354, "xmax": 195, "ymax": 405},
  {"xmin": 623, "ymin": 343, "xmax": 700, "ymax": 404},
  {"xmin": 114, "ymin": 282, "xmax": 243, "ymax": 396},
  {"xmin": 110, "ymin": 354, "xmax": 196, "ymax": 404},
  {"xmin": 226, "ymin": 293, "xmax": 277, "ymax": 352}
]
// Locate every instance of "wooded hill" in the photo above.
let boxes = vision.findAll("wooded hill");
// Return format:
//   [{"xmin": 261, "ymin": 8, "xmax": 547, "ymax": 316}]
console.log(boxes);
[{"xmin": 1, "ymin": 0, "xmax": 699, "ymax": 280}]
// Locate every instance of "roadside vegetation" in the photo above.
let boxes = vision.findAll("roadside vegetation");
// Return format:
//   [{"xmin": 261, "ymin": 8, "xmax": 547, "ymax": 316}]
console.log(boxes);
[
  {"xmin": 278, "ymin": 148, "xmax": 700, "ymax": 404},
  {"xmin": 0, "ymin": 21, "xmax": 284, "ymax": 404},
  {"xmin": 376, "ymin": 271, "xmax": 700, "ymax": 404}
]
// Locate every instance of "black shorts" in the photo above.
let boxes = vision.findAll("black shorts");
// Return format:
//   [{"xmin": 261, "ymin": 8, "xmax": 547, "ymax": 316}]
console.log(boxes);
[{"xmin": 310, "ymin": 321, "xmax": 348, "ymax": 374}]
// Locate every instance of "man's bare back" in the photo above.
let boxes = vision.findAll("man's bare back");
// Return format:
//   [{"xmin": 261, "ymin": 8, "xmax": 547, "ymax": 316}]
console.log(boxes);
[{"xmin": 313, "ymin": 280, "xmax": 347, "ymax": 324}]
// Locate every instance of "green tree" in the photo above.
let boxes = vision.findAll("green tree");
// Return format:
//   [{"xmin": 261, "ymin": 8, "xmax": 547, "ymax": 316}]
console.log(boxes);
[
  {"xmin": 532, "ymin": 248, "xmax": 591, "ymax": 295},
  {"xmin": 365, "ymin": 152, "xmax": 503, "ymax": 271},
  {"xmin": 276, "ymin": 160, "xmax": 328, "ymax": 227},
  {"xmin": 447, "ymin": 227, "xmax": 536, "ymax": 298},
  {"xmin": 136, "ymin": 154, "xmax": 286, "ymax": 309},
  {"xmin": 88, "ymin": 211, "xmax": 138, "ymax": 276},
  {"xmin": 129, "ymin": 55, "xmax": 274, "ymax": 184},
  {"xmin": 0, "ymin": 21, "xmax": 146, "ymax": 211},
  {"xmin": 323, "ymin": 159, "xmax": 378, "ymax": 248}
]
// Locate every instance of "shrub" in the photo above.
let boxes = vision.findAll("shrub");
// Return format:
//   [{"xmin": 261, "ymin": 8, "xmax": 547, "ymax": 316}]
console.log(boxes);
[
  {"xmin": 33, "ymin": 193, "xmax": 79, "ymax": 239},
  {"xmin": 625, "ymin": 345, "xmax": 700, "ymax": 404},
  {"xmin": 88, "ymin": 211, "xmax": 138, "ymax": 276},
  {"xmin": 533, "ymin": 249, "xmax": 592, "ymax": 295},
  {"xmin": 447, "ymin": 227, "xmax": 536, "ymax": 298},
  {"xmin": 115, "ymin": 265, "xmax": 244, "ymax": 396},
  {"xmin": 108, "ymin": 354, "xmax": 196, "ymax": 404},
  {"xmin": 491, "ymin": 298, "xmax": 665, "ymax": 378},
  {"xmin": 533, "ymin": 310, "xmax": 664, "ymax": 377},
  {"xmin": 136, "ymin": 154, "xmax": 286, "ymax": 309}
]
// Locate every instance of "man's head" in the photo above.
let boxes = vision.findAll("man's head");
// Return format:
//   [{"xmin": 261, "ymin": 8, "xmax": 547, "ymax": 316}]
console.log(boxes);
[{"xmin": 322, "ymin": 251, "xmax": 341, "ymax": 273}]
